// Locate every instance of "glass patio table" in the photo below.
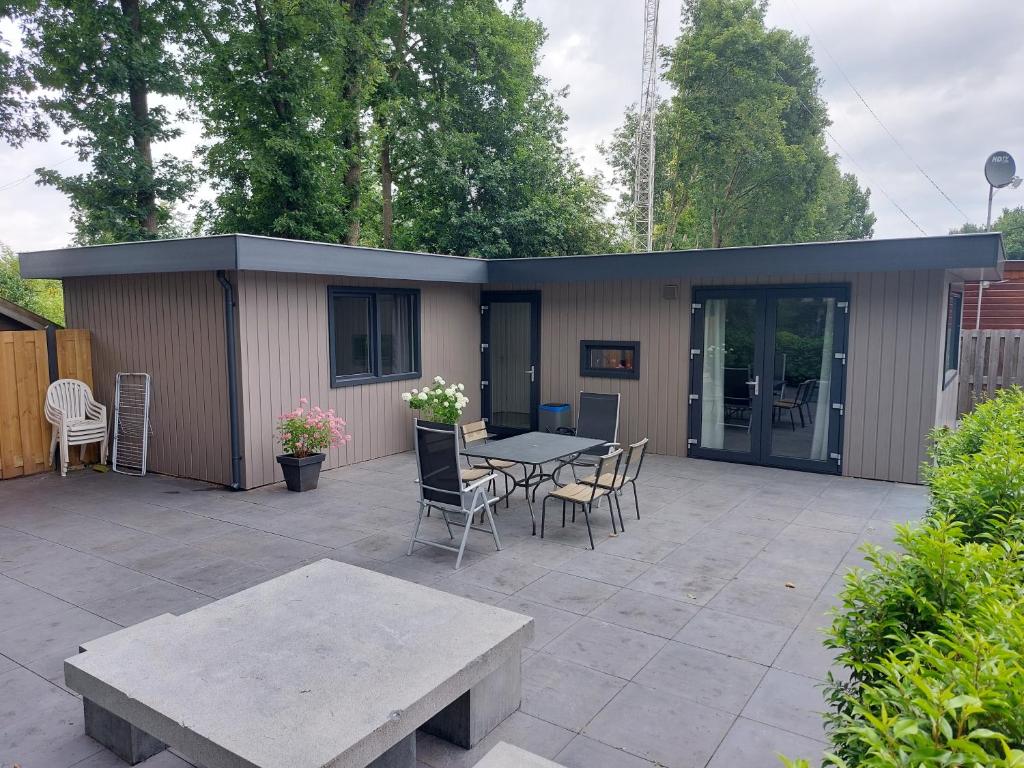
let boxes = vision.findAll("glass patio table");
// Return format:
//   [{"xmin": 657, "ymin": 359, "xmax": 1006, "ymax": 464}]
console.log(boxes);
[{"xmin": 461, "ymin": 431, "xmax": 608, "ymax": 535}]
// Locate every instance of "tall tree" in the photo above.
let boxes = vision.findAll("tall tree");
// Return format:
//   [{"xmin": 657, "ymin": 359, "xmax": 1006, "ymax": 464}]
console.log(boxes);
[
  {"xmin": 0, "ymin": 3, "xmax": 46, "ymax": 147},
  {"xmin": 604, "ymin": 0, "xmax": 873, "ymax": 249},
  {"xmin": 366, "ymin": 0, "xmax": 617, "ymax": 258},
  {"xmin": 15, "ymin": 0, "xmax": 195, "ymax": 243}
]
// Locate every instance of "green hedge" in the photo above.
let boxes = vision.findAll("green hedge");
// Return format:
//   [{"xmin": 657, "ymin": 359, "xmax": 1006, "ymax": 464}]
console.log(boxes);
[{"xmin": 783, "ymin": 387, "xmax": 1024, "ymax": 768}]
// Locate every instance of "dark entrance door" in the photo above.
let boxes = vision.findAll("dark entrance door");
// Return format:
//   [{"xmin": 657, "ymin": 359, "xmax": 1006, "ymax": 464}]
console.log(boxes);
[
  {"xmin": 481, "ymin": 291, "xmax": 541, "ymax": 436},
  {"xmin": 688, "ymin": 285, "xmax": 849, "ymax": 474}
]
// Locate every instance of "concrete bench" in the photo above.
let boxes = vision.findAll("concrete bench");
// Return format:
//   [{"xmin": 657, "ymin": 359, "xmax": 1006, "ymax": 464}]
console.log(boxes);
[
  {"xmin": 64, "ymin": 559, "xmax": 533, "ymax": 768},
  {"xmin": 472, "ymin": 742, "xmax": 566, "ymax": 767}
]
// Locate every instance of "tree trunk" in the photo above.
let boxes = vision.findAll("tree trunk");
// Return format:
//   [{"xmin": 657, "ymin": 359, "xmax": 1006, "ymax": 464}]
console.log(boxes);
[
  {"xmin": 120, "ymin": 0, "xmax": 157, "ymax": 235},
  {"xmin": 340, "ymin": 0, "xmax": 376, "ymax": 245},
  {"xmin": 380, "ymin": 131, "xmax": 394, "ymax": 248},
  {"xmin": 711, "ymin": 210, "xmax": 722, "ymax": 248}
]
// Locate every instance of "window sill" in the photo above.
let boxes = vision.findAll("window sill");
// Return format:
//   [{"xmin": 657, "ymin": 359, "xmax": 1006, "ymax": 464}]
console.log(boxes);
[
  {"xmin": 580, "ymin": 370, "xmax": 640, "ymax": 380},
  {"xmin": 331, "ymin": 371, "xmax": 421, "ymax": 389}
]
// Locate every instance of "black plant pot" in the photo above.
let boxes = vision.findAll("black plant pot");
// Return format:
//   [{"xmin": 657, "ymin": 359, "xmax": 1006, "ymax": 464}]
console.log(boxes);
[{"xmin": 276, "ymin": 452, "xmax": 326, "ymax": 492}]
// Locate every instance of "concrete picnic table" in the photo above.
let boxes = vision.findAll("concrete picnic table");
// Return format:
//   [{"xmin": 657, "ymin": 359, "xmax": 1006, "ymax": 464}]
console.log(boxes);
[{"xmin": 64, "ymin": 559, "xmax": 534, "ymax": 768}]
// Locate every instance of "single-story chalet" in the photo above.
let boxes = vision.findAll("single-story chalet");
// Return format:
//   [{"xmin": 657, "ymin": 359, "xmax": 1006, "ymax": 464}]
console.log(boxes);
[{"xmin": 19, "ymin": 232, "xmax": 1004, "ymax": 488}]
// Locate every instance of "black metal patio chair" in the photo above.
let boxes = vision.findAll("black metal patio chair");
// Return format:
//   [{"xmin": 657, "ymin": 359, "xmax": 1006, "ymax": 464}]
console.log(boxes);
[{"xmin": 553, "ymin": 391, "xmax": 620, "ymax": 484}]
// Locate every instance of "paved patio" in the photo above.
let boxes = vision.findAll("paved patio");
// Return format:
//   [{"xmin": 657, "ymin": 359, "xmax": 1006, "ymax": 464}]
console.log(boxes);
[{"xmin": 0, "ymin": 453, "xmax": 926, "ymax": 768}]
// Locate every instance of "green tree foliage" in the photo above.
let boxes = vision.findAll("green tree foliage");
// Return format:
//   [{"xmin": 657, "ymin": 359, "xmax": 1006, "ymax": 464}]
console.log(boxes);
[
  {"xmin": 11, "ymin": 0, "xmax": 195, "ymax": 244},
  {"xmin": 0, "ymin": 242, "xmax": 64, "ymax": 324},
  {"xmin": 604, "ymin": 0, "xmax": 874, "ymax": 250},
  {"xmin": 951, "ymin": 206, "xmax": 1024, "ymax": 260},
  {"xmin": 365, "ymin": 0, "xmax": 616, "ymax": 258},
  {"xmin": 0, "ymin": 3, "xmax": 46, "ymax": 146},
  {"xmin": 184, "ymin": 0, "xmax": 371, "ymax": 241}
]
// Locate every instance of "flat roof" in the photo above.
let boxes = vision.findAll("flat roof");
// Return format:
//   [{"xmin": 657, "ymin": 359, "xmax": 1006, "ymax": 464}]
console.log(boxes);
[{"xmin": 19, "ymin": 232, "xmax": 1005, "ymax": 283}]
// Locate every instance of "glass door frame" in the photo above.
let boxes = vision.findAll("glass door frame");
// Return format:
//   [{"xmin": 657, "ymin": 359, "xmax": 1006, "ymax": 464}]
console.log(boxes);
[
  {"xmin": 688, "ymin": 284, "xmax": 849, "ymax": 475},
  {"xmin": 480, "ymin": 290, "xmax": 542, "ymax": 436}
]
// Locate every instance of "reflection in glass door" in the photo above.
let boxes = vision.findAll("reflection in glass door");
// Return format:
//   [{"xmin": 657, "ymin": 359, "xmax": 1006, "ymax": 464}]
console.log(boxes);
[
  {"xmin": 689, "ymin": 286, "xmax": 848, "ymax": 474},
  {"xmin": 481, "ymin": 292, "xmax": 540, "ymax": 436}
]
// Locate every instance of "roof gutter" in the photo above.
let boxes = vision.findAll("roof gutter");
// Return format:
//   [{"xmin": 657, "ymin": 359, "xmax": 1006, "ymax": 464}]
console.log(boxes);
[{"xmin": 216, "ymin": 270, "xmax": 243, "ymax": 490}]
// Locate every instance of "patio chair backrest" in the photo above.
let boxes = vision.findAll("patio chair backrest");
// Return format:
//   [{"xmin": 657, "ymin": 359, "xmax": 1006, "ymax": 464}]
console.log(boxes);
[
  {"xmin": 587, "ymin": 449, "xmax": 624, "ymax": 498},
  {"xmin": 460, "ymin": 420, "xmax": 489, "ymax": 446},
  {"xmin": 624, "ymin": 438, "xmax": 649, "ymax": 482},
  {"xmin": 576, "ymin": 392, "xmax": 620, "ymax": 447},
  {"xmin": 46, "ymin": 379, "xmax": 92, "ymax": 421},
  {"xmin": 414, "ymin": 420, "xmax": 463, "ymax": 507},
  {"xmin": 796, "ymin": 379, "xmax": 818, "ymax": 406}
]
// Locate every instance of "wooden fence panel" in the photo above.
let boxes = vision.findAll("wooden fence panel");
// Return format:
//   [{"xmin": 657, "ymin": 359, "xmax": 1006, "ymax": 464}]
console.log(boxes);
[
  {"xmin": 958, "ymin": 329, "xmax": 1024, "ymax": 414},
  {"xmin": 0, "ymin": 330, "xmax": 51, "ymax": 478},
  {"xmin": 56, "ymin": 328, "xmax": 94, "ymax": 386}
]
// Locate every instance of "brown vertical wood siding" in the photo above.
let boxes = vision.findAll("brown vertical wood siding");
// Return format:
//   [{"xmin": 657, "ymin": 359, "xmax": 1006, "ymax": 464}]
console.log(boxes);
[
  {"xmin": 492, "ymin": 269, "xmax": 949, "ymax": 484},
  {"xmin": 63, "ymin": 272, "xmax": 233, "ymax": 485},
  {"xmin": 235, "ymin": 272, "xmax": 481, "ymax": 488}
]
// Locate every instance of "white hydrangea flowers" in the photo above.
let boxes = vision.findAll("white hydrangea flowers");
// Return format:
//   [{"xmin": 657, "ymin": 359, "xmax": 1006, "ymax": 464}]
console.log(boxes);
[{"xmin": 400, "ymin": 376, "xmax": 470, "ymax": 424}]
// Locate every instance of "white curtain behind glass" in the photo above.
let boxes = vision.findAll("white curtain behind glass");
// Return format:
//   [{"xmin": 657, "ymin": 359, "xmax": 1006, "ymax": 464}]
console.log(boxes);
[
  {"xmin": 810, "ymin": 299, "xmax": 835, "ymax": 461},
  {"xmin": 702, "ymin": 300, "xmax": 726, "ymax": 449}
]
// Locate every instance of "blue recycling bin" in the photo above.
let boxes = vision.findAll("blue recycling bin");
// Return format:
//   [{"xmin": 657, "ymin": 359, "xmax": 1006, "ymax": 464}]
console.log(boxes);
[{"xmin": 539, "ymin": 402, "xmax": 572, "ymax": 433}]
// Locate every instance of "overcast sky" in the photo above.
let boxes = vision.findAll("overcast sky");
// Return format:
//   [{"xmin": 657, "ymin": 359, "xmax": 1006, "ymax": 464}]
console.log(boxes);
[{"xmin": 2, "ymin": 0, "xmax": 1023, "ymax": 253}]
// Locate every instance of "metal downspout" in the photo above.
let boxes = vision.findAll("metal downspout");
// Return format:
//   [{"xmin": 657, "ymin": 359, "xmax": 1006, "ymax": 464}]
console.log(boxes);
[{"xmin": 217, "ymin": 270, "xmax": 242, "ymax": 490}]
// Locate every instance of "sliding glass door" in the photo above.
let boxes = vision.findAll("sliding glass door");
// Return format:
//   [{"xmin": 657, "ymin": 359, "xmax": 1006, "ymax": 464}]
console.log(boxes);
[{"xmin": 689, "ymin": 286, "xmax": 848, "ymax": 474}]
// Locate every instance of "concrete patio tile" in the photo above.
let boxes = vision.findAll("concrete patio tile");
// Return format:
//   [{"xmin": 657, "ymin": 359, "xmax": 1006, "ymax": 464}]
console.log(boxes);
[
  {"xmin": 0, "ymin": 603, "xmax": 120, "ymax": 681},
  {"xmin": 734, "ymin": 553, "xmax": 835, "ymax": 594},
  {"xmin": 3, "ymin": 548, "xmax": 157, "ymax": 605},
  {"xmin": 416, "ymin": 711, "xmax": 574, "ymax": 768},
  {"xmin": 119, "ymin": 508, "xmax": 241, "ymax": 543},
  {"xmin": 0, "ymin": 575, "xmax": 76, "ymax": 633},
  {"xmin": 706, "ymin": 716, "xmax": 827, "ymax": 768},
  {"xmin": 545, "ymin": 617, "xmax": 667, "ymax": 679},
  {"xmin": 497, "ymin": 597, "xmax": 581, "ymax": 651},
  {"xmin": 449, "ymin": 555, "xmax": 549, "ymax": 595},
  {"xmin": 758, "ymin": 524, "xmax": 859, "ymax": 572},
  {"xmin": 588, "ymin": 588, "xmax": 699, "ymax": 638},
  {"xmin": 628, "ymin": 565, "xmax": 729, "ymax": 606},
  {"xmin": 706, "ymin": 508, "xmax": 791, "ymax": 539},
  {"xmin": 333, "ymin": 531, "xmax": 413, "ymax": 562},
  {"xmin": 633, "ymin": 640, "xmax": 767, "ymax": 714},
  {"xmin": 593, "ymin": 532, "xmax": 681, "ymax": 563},
  {"xmin": 196, "ymin": 526, "xmax": 333, "ymax": 569},
  {"xmin": 0, "ymin": 526, "xmax": 72, "ymax": 572},
  {"xmin": 657, "ymin": 532, "xmax": 769, "ymax": 580},
  {"xmin": 0, "ymin": 653, "xmax": 16, "ymax": 675},
  {"xmin": 773, "ymin": 620, "xmax": 842, "ymax": 682},
  {"xmin": 155, "ymin": 554, "xmax": 274, "ymax": 599},
  {"xmin": 516, "ymin": 572, "xmax": 619, "ymax": 615},
  {"xmin": 707, "ymin": 579, "xmax": 815, "ymax": 628},
  {"xmin": 583, "ymin": 682, "xmax": 734, "ymax": 768},
  {"xmin": 77, "ymin": 580, "xmax": 211, "ymax": 627},
  {"xmin": 673, "ymin": 607, "xmax": 793, "ymax": 666},
  {"xmin": 431, "ymin": 577, "xmax": 507, "ymax": 607},
  {"xmin": 742, "ymin": 669, "xmax": 828, "ymax": 741},
  {"xmin": 0, "ymin": 666, "xmax": 102, "ymax": 768},
  {"xmin": 555, "ymin": 735, "xmax": 657, "ymax": 768},
  {"xmin": 521, "ymin": 653, "xmax": 626, "ymax": 731},
  {"xmin": 555, "ymin": 550, "xmax": 650, "ymax": 587},
  {"xmin": 793, "ymin": 508, "xmax": 868, "ymax": 533}
]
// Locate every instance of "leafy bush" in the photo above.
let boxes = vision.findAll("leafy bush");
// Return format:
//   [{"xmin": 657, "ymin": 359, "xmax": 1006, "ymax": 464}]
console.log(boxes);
[{"xmin": 782, "ymin": 387, "xmax": 1024, "ymax": 767}]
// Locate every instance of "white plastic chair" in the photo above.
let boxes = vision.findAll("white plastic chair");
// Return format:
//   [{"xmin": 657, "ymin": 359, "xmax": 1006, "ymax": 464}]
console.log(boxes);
[{"xmin": 44, "ymin": 379, "xmax": 108, "ymax": 476}]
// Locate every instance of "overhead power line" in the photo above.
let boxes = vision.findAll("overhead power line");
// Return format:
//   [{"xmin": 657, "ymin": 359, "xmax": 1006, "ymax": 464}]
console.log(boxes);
[
  {"xmin": 785, "ymin": 0, "xmax": 971, "ymax": 223},
  {"xmin": 775, "ymin": 72, "xmax": 929, "ymax": 236}
]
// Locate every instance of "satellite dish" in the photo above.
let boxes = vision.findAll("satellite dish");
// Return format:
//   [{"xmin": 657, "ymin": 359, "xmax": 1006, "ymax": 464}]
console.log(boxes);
[{"xmin": 985, "ymin": 151, "xmax": 1016, "ymax": 188}]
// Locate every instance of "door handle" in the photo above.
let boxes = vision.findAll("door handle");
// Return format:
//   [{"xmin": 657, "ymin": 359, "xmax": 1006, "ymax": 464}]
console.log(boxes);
[
  {"xmin": 525, "ymin": 365, "xmax": 535, "ymax": 383},
  {"xmin": 746, "ymin": 375, "xmax": 760, "ymax": 396}
]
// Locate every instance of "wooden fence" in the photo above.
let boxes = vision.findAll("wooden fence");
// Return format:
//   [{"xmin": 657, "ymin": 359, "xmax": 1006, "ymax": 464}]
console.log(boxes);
[
  {"xmin": 957, "ymin": 329, "xmax": 1024, "ymax": 414},
  {"xmin": 0, "ymin": 329, "xmax": 93, "ymax": 479}
]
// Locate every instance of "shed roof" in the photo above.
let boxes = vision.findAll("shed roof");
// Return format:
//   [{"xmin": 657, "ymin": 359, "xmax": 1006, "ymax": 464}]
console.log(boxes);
[
  {"xmin": 19, "ymin": 231, "xmax": 1005, "ymax": 283},
  {"xmin": 0, "ymin": 295, "xmax": 58, "ymax": 330}
]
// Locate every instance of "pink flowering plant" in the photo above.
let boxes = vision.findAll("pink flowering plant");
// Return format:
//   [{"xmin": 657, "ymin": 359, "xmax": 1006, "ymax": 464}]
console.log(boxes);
[{"xmin": 276, "ymin": 398, "xmax": 352, "ymax": 458}]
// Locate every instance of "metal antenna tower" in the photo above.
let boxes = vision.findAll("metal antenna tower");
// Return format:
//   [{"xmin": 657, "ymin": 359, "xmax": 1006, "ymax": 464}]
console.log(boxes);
[{"xmin": 632, "ymin": 0, "xmax": 660, "ymax": 252}]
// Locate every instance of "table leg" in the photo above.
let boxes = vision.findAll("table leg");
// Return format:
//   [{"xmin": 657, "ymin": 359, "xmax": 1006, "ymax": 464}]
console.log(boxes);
[
  {"xmin": 83, "ymin": 698, "xmax": 166, "ymax": 765},
  {"xmin": 421, "ymin": 649, "xmax": 522, "ymax": 748},
  {"xmin": 368, "ymin": 732, "xmax": 417, "ymax": 768},
  {"xmin": 522, "ymin": 464, "xmax": 537, "ymax": 535}
]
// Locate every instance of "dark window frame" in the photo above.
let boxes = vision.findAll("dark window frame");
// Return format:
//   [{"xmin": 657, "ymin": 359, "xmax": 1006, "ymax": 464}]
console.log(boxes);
[
  {"xmin": 579, "ymin": 340, "xmax": 641, "ymax": 380},
  {"xmin": 943, "ymin": 286, "xmax": 963, "ymax": 389},
  {"xmin": 328, "ymin": 286, "xmax": 421, "ymax": 388}
]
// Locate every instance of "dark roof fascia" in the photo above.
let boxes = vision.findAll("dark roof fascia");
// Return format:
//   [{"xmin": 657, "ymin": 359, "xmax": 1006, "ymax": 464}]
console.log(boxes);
[
  {"xmin": 234, "ymin": 234, "xmax": 488, "ymax": 283},
  {"xmin": 487, "ymin": 233, "xmax": 1006, "ymax": 284},
  {"xmin": 19, "ymin": 231, "xmax": 1004, "ymax": 284}
]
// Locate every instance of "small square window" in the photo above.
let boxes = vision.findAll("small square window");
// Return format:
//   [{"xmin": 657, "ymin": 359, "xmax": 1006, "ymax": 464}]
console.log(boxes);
[
  {"xmin": 580, "ymin": 340, "xmax": 640, "ymax": 379},
  {"xmin": 329, "ymin": 287, "xmax": 420, "ymax": 387}
]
